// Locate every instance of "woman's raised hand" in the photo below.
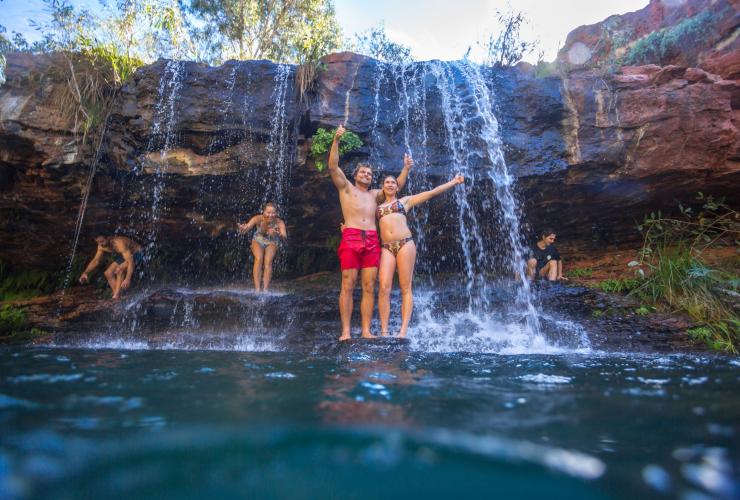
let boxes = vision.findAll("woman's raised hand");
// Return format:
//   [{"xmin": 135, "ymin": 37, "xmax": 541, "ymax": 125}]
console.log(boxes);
[{"xmin": 452, "ymin": 174, "xmax": 465, "ymax": 184}]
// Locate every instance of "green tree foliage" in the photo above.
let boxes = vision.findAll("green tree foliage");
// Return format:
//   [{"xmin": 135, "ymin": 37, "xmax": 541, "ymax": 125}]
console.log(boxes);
[
  {"xmin": 479, "ymin": 9, "xmax": 536, "ymax": 67},
  {"xmin": 183, "ymin": 0, "xmax": 343, "ymax": 64},
  {"xmin": 353, "ymin": 22, "xmax": 412, "ymax": 64}
]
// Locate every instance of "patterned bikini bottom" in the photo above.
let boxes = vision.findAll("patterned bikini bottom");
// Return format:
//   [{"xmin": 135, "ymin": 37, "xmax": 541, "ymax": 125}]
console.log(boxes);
[{"xmin": 382, "ymin": 237, "xmax": 414, "ymax": 257}]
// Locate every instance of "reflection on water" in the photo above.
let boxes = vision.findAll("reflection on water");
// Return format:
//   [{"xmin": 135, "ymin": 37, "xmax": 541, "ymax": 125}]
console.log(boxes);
[{"xmin": 1, "ymin": 348, "xmax": 738, "ymax": 499}]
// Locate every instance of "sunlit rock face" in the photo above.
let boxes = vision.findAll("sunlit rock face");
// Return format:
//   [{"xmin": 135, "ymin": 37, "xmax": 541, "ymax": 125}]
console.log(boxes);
[
  {"xmin": 557, "ymin": 0, "xmax": 739, "ymax": 78},
  {"xmin": 0, "ymin": 1, "xmax": 738, "ymax": 278},
  {"xmin": 518, "ymin": 63, "xmax": 738, "ymax": 247}
]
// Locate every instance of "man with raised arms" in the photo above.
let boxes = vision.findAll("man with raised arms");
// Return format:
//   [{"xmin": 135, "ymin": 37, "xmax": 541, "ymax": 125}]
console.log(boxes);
[{"xmin": 328, "ymin": 125, "xmax": 412, "ymax": 341}]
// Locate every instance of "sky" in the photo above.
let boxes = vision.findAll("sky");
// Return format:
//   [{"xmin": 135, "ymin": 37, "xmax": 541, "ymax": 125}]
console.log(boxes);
[{"xmin": 2, "ymin": 0, "xmax": 650, "ymax": 63}]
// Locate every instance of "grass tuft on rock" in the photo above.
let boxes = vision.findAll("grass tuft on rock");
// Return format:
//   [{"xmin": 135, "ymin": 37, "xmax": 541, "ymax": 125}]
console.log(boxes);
[{"xmin": 630, "ymin": 194, "xmax": 739, "ymax": 352}]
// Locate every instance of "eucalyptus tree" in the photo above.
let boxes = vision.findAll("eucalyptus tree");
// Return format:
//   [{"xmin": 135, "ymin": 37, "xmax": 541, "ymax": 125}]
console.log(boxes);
[
  {"xmin": 353, "ymin": 22, "xmax": 413, "ymax": 64},
  {"xmin": 183, "ymin": 0, "xmax": 343, "ymax": 64}
]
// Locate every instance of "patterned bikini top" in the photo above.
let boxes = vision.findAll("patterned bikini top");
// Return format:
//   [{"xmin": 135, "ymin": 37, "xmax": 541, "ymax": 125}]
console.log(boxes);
[
  {"xmin": 255, "ymin": 218, "xmax": 280, "ymax": 237},
  {"xmin": 376, "ymin": 200, "xmax": 407, "ymax": 220}
]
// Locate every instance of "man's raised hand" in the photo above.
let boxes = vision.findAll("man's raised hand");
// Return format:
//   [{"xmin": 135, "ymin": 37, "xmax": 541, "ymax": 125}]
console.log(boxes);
[
  {"xmin": 334, "ymin": 125, "xmax": 346, "ymax": 141},
  {"xmin": 453, "ymin": 174, "xmax": 465, "ymax": 184}
]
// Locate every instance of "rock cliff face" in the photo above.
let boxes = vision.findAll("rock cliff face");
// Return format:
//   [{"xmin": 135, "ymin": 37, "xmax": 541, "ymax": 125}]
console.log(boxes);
[
  {"xmin": 558, "ymin": 0, "xmax": 739, "ymax": 78},
  {"xmin": 0, "ymin": 0, "xmax": 738, "ymax": 280}
]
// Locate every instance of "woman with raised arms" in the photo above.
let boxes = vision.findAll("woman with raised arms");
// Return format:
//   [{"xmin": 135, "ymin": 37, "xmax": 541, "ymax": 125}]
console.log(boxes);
[{"xmin": 376, "ymin": 173, "xmax": 465, "ymax": 337}]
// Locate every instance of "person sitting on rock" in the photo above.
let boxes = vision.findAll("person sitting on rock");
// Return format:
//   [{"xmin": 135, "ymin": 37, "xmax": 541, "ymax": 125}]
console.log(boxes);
[
  {"xmin": 79, "ymin": 235, "xmax": 144, "ymax": 300},
  {"xmin": 526, "ymin": 228, "xmax": 566, "ymax": 281},
  {"xmin": 237, "ymin": 202, "xmax": 287, "ymax": 292}
]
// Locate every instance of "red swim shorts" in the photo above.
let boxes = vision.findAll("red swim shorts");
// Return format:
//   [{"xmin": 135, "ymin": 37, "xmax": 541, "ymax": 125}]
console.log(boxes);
[{"xmin": 337, "ymin": 228, "xmax": 381, "ymax": 270}]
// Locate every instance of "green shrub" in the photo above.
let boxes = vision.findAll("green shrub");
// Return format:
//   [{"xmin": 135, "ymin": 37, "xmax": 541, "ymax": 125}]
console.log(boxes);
[
  {"xmin": 568, "ymin": 267, "xmax": 593, "ymax": 278},
  {"xmin": 634, "ymin": 305, "xmax": 654, "ymax": 316},
  {"xmin": 596, "ymin": 277, "xmax": 639, "ymax": 294},
  {"xmin": 0, "ymin": 305, "xmax": 27, "ymax": 336},
  {"xmin": 310, "ymin": 127, "xmax": 363, "ymax": 171},
  {"xmin": 630, "ymin": 194, "xmax": 739, "ymax": 352},
  {"xmin": 0, "ymin": 259, "xmax": 56, "ymax": 302},
  {"xmin": 624, "ymin": 11, "xmax": 715, "ymax": 66}
]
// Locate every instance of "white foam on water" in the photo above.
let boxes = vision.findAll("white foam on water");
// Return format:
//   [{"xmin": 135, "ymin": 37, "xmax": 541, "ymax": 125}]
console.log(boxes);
[
  {"xmin": 52, "ymin": 331, "xmax": 282, "ymax": 353},
  {"xmin": 409, "ymin": 305, "xmax": 587, "ymax": 355},
  {"xmin": 52, "ymin": 338, "xmax": 150, "ymax": 351},
  {"xmin": 520, "ymin": 374, "xmax": 573, "ymax": 384},
  {"xmin": 637, "ymin": 377, "xmax": 671, "ymax": 385},
  {"xmin": 264, "ymin": 372, "xmax": 296, "ymax": 379},
  {"xmin": 171, "ymin": 286, "xmax": 288, "ymax": 298}
]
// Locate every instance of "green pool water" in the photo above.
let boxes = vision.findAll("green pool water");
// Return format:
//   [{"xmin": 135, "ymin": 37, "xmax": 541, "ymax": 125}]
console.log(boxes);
[{"xmin": 1, "ymin": 347, "xmax": 738, "ymax": 499}]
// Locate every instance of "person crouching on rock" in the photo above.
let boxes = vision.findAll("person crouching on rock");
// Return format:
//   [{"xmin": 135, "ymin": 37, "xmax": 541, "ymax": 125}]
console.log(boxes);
[
  {"xmin": 237, "ymin": 202, "xmax": 287, "ymax": 292},
  {"xmin": 526, "ymin": 228, "xmax": 566, "ymax": 281},
  {"xmin": 79, "ymin": 235, "xmax": 144, "ymax": 300}
]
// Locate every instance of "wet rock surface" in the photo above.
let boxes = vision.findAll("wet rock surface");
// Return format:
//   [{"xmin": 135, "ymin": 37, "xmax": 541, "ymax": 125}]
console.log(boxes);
[
  {"xmin": 8, "ymin": 276, "xmax": 708, "ymax": 354},
  {"xmin": 1, "ymin": 35, "xmax": 738, "ymax": 276}
]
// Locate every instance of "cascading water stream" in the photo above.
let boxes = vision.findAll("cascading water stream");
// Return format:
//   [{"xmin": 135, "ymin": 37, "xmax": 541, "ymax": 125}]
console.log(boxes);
[
  {"xmin": 458, "ymin": 62, "xmax": 540, "ymax": 335},
  {"xmin": 429, "ymin": 61, "xmax": 495, "ymax": 310},
  {"xmin": 262, "ymin": 64, "xmax": 295, "ymax": 210},
  {"xmin": 145, "ymin": 60, "xmax": 184, "ymax": 258}
]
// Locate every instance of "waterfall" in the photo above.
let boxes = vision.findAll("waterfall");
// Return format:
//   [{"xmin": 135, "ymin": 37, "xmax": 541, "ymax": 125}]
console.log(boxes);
[
  {"xmin": 261, "ymin": 64, "xmax": 295, "ymax": 209},
  {"xmin": 129, "ymin": 59, "xmax": 185, "ymax": 272},
  {"xmin": 423, "ymin": 60, "xmax": 539, "ymax": 333}
]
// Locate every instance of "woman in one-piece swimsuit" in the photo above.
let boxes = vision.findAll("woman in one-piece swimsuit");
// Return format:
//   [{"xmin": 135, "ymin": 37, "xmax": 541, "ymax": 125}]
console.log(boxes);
[
  {"xmin": 237, "ymin": 202, "xmax": 288, "ymax": 292},
  {"xmin": 376, "ymin": 173, "xmax": 465, "ymax": 337}
]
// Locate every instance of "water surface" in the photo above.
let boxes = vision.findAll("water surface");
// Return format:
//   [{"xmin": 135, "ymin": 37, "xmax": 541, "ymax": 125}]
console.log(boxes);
[{"xmin": 1, "ymin": 347, "xmax": 737, "ymax": 499}]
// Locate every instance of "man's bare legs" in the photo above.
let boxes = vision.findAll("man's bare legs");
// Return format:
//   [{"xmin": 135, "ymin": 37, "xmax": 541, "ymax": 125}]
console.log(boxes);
[
  {"xmin": 251, "ymin": 240, "xmax": 265, "ymax": 292},
  {"xmin": 111, "ymin": 262, "xmax": 128, "ymax": 300},
  {"xmin": 339, "ymin": 269, "xmax": 359, "ymax": 341},
  {"xmin": 377, "ymin": 250, "xmax": 396, "ymax": 336},
  {"xmin": 360, "ymin": 267, "xmax": 377, "ymax": 339},
  {"xmin": 396, "ymin": 242, "xmax": 416, "ymax": 338},
  {"xmin": 262, "ymin": 244, "xmax": 277, "ymax": 291},
  {"xmin": 103, "ymin": 263, "xmax": 118, "ymax": 296}
]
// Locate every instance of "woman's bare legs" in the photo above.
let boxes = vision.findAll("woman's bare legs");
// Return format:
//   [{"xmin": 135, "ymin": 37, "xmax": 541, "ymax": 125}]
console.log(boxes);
[
  {"xmin": 251, "ymin": 240, "xmax": 265, "ymax": 291},
  {"xmin": 377, "ymin": 248, "xmax": 397, "ymax": 336},
  {"xmin": 395, "ymin": 241, "xmax": 417, "ymax": 338},
  {"xmin": 262, "ymin": 244, "xmax": 278, "ymax": 291}
]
